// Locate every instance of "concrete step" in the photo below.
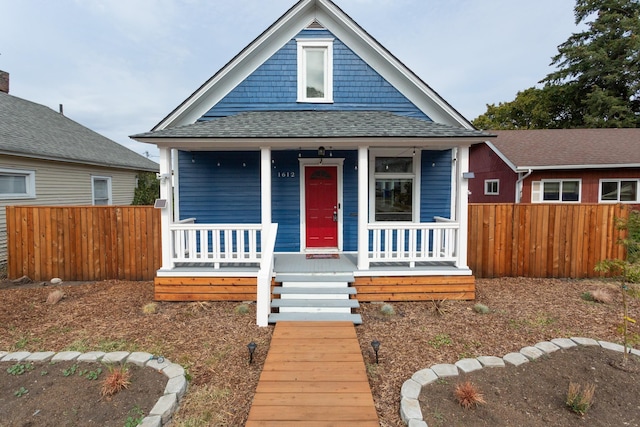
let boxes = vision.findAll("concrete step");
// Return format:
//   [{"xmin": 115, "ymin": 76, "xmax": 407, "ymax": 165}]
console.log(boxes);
[
  {"xmin": 271, "ymin": 299, "xmax": 360, "ymax": 308},
  {"xmin": 281, "ymin": 281, "xmax": 350, "ymax": 288},
  {"xmin": 268, "ymin": 312, "xmax": 363, "ymax": 324},
  {"xmin": 273, "ymin": 287, "xmax": 357, "ymax": 295},
  {"xmin": 275, "ymin": 273, "xmax": 355, "ymax": 283}
]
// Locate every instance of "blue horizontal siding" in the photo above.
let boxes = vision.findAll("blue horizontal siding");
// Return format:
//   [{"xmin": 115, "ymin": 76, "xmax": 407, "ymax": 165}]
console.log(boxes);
[
  {"xmin": 421, "ymin": 150, "xmax": 453, "ymax": 221},
  {"xmin": 201, "ymin": 29, "xmax": 428, "ymax": 120}
]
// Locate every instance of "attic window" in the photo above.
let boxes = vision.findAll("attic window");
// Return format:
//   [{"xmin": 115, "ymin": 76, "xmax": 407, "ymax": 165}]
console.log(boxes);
[{"xmin": 297, "ymin": 38, "xmax": 333, "ymax": 103}]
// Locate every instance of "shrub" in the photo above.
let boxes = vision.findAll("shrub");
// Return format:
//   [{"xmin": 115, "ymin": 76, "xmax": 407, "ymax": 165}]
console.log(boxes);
[
  {"xmin": 101, "ymin": 365, "xmax": 131, "ymax": 397},
  {"xmin": 473, "ymin": 303, "xmax": 490, "ymax": 314},
  {"xmin": 234, "ymin": 304, "xmax": 250, "ymax": 315},
  {"xmin": 454, "ymin": 381, "xmax": 485, "ymax": 409},
  {"xmin": 590, "ymin": 289, "xmax": 613, "ymax": 304},
  {"xmin": 566, "ymin": 382, "xmax": 595, "ymax": 415},
  {"xmin": 142, "ymin": 302, "xmax": 158, "ymax": 314},
  {"xmin": 380, "ymin": 303, "xmax": 395, "ymax": 316}
]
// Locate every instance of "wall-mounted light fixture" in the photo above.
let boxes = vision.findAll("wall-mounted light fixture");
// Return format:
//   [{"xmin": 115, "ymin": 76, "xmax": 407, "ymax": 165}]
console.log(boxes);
[
  {"xmin": 462, "ymin": 172, "xmax": 475, "ymax": 179},
  {"xmin": 318, "ymin": 146, "xmax": 326, "ymax": 157}
]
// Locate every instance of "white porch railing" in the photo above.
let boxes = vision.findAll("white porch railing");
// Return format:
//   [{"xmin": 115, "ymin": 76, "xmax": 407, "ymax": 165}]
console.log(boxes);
[
  {"xmin": 257, "ymin": 223, "xmax": 278, "ymax": 327},
  {"xmin": 170, "ymin": 223, "xmax": 262, "ymax": 268},
  {"xmin": 368, "ymin": 221, "xmax": 459, "ymax": 267}
]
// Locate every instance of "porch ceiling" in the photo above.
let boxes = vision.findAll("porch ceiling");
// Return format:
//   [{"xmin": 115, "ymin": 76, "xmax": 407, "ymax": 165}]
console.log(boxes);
[{"xmin": 131, "ymin": 111, "xmax": 494, "ymax": 150}]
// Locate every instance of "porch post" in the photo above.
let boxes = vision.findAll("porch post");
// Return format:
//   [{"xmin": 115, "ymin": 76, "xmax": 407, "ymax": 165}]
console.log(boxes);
[
  {"xmin": 456, "ymin": 145, "xmax": 470, "ymax": 269},
  {"xmin": 357, "ymin": 146, "xmax": 369, "ymax": 270},
  {"xmin": 159, "ymin": 147, "xmax": 174, "ymax": 270},
  {"xmin": 260, "ymin": 147, "xmax": 272, "ymax": 226}
]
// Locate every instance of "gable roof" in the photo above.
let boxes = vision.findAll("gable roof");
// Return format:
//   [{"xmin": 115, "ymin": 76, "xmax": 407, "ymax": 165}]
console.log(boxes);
[
  {"xmin": 0, "ymin": 92, "xmax": 157, "ymax": 172},
  {"xmin": 134, "ymin": 111, "xmax": 491, "ymax": 149},
  {"xmin": 487, "ymin": 129, "xmax": 640, "ymax": 171},
  {"xmin": 150, "ymin": 0, "xmax": 473, "ymax": 132}
]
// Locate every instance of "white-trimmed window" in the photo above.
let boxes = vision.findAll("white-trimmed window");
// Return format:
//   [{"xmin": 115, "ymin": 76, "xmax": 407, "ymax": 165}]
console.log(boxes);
[
  {"xmin": 484, "ymin": 179, "xmax": 500, "ymax": 196},
  {"xmin": 92, "ymin": 176, "xmax": 112, "ymax": 205},
  {"xmin": 599, "ymin": 179, "xmax": 639, "ymax": 203},
  {"xmin": 297, "ymin": 38, "xmax": 333, "ymax": 103},
  {"xmin": 370, "ymin": 151, "xmax": 420, "ymax": 222},
  {"xmin": 0, "ymin": 168, "xmax": 35, "ymax": 199},
  {"xmin": 531, "ymin": 179, "xmax": 581, "ymax": 203}
]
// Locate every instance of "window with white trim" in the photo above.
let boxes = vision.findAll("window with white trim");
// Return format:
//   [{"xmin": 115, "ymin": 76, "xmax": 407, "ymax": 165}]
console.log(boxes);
[
  {"xmin": 370, "ymin": 152, "xmax": 420, "ymax": 222},
  {"xmin": 0, "ymin": 168, "xmax": 35, "ymax": 199},
  {"xmin": 484, "ymin": 179, "xmax": 500, "ymax": 195},
  {"xmin": 92, "ymin": 176, "xmax": 112, "ymax": 205},
  {"xmin": 297, "ymin": 39, "xmax": 333, "ymax": 103},
  {"xmin": 599, "ymin": 179, "xmax": 639, "ymax": 203},
  {"xmin": 531, "ymin": 179, "xmax": 581, "ymax": 203}
]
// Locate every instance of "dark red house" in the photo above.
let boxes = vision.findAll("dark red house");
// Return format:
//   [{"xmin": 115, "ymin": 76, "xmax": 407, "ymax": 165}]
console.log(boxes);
[{"xmin": 469, "ymin": 129, "xmax": 640, "ymax": 204}]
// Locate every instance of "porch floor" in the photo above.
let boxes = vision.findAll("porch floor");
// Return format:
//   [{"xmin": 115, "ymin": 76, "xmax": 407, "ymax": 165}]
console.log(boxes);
[{"xmin": 245, "ymin": 321, "xmax": 379, "ymax": 426}]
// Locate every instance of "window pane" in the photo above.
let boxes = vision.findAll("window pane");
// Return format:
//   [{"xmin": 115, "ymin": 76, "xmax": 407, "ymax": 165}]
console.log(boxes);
[
  {"xmin": 0, "ymin": 175, "xmax": 27, "ymax": 194},
  {"xmin": 601, "ymin": 181, "xmax": 619, "ymax": 201},
  {"xmin": 306, "ymin": 48, "xmax": 325, "ymax": 98},
  {"xmin": 375, "ymin": 179, "xmax": 412, "ymax": 221},
  {"xmin": 543, "ymin": 182, "xmax": 560, "ymax": 201},
  {"xmin": 561, "ymin": 181, "xmax": 580, "ymax": 201},
  {"xmin": 375, "ymin": 157, "xmax": 413, "ymax": 173},
  {"xmin": 620, "ymin": 181, "xmax": 638, "ymax": 202},
  {"xmin": 94, "ymin": 179, "xmax": 109, "ymax": 205}
]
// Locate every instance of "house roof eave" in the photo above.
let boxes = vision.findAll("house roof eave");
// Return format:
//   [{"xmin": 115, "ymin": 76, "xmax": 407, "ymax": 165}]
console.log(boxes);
[
  {"xmin": 515, "ymin": 163, "xmax": 640, "ymax": 172},
  {"xmin": 0, "ymin": 150, "xmax": 158, "ymax": 172}
]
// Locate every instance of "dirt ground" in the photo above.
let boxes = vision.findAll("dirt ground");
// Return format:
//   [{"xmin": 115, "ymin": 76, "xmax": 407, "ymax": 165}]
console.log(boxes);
[{"xmin": 0, "ymin": 277, "xmax": 638, "ymax": 426}]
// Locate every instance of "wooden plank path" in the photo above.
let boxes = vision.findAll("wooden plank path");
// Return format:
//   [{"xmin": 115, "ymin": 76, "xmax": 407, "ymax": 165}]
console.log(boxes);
[{"xmin": 246, "ymin": 321, "xmax": 379, "ymax": 426}]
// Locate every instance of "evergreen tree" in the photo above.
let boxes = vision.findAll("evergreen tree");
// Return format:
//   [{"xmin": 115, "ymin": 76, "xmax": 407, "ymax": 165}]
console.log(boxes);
[{"xmin": 131, "ymin": 172, "xmax": 160, "ymax": 205}]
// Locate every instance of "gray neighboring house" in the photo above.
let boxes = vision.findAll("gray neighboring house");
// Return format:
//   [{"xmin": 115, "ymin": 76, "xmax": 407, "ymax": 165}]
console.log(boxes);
[{"xmin": 0, "ymin": 70, "xmax": 158, "ymax": 265}]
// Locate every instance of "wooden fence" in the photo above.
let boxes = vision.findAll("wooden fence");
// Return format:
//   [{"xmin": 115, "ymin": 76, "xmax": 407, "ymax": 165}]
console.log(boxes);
[
  {"xmin": 6, "ymin": 204, "xmax": 632, "ymax": 281},
  {"xmin": 468, "ymin": 203, "xmax": 630, "ymax": 278},
  {"xmin": 6, "ymin": 206, "xmax": 161, "ymax": 281}
]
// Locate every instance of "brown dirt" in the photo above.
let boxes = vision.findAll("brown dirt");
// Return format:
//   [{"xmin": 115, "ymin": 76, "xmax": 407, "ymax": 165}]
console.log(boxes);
[{"xmin": 0, "ymin": 277, "xmax": 638, "ymax": 426}]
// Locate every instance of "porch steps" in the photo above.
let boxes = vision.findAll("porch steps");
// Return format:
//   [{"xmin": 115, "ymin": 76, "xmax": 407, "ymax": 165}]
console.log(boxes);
[{"xmin": 269, "ymin": 272, "xmax": 361, "ymax": 324}]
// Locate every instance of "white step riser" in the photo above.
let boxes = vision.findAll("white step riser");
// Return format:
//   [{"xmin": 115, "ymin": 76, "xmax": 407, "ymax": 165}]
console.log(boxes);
[
  {"xmin": 279, "ymin": 307, "xmax": 352, "ymax": 314},
  {"xmin": 282, "ymin": 281, "xmax": 350, "ymax": 288},
  {"xmin": 281, "ymin": 294, "xmax": 349, "ymax": 300}
]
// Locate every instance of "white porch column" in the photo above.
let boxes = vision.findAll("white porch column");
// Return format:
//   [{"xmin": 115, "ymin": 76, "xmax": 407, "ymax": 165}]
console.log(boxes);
[
  {"xmin": 260, "ymin": 147, "xmax": 272, "ymax": 226},
  {"xmin": 357, "ymin": 146, "xmax": 369, "ymax": 270},
  {"xmin": 159, "ymin": 147, "xmax": 174, "ymax": 270},
  {"xmin": 456, "ymin": 145, "xmax": 470, "ymax": 269}
]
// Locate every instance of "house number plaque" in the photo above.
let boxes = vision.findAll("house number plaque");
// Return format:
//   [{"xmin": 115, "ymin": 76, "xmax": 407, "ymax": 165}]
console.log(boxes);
[{"xmin": 277, "ymin": 172, "xmax": 296, "ymax": 178}]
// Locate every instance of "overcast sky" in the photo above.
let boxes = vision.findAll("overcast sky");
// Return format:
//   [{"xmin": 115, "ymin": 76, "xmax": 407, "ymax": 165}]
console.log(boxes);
[{"xmin": 1, "ymin": 0, "xmax": 582, "ymax": 161}]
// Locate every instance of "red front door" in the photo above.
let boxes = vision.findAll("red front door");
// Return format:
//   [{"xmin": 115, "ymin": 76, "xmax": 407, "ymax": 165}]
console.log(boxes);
[{"xmin": 305, "ymin": 166, "xmax": 338, "ymax": 248}]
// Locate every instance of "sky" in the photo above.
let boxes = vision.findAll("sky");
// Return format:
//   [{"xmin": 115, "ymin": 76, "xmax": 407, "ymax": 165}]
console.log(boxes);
[{"xmin": 1, "ymin": 0, "xmax": 584, "ymax": 162}]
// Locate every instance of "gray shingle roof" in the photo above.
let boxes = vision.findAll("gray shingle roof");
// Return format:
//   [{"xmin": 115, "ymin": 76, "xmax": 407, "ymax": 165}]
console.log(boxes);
[
  {"xmin": 0, "ymin": 92, "xmax": 157, "ymax": 171},
  {"xmin": 490, "ymin": 129, "xmax": 640, "ymax": 168},
  {"xmin": 133, "ymin": 111, "xmax": 490, "ymax": 140}
]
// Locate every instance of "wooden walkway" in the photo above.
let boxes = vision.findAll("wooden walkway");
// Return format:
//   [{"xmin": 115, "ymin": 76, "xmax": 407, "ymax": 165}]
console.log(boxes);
[{"xmin": 246, "ymin": 321, "xmax": 379, "ymax": 426}]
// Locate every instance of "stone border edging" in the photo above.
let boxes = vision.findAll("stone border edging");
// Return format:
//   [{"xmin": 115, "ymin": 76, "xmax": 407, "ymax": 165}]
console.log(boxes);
[
  {"xmin": 0, "ymin": 350, "xmax": 187, "ymax": 427},
  {"xmin": 400, "ymin": 337, "xmax": 640, "ymax": 427}
]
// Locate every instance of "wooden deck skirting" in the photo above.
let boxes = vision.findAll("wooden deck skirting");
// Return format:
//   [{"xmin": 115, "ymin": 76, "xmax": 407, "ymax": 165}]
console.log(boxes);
[
  {"xmin": 154, "ymin": 275, "xmax": 475, "ymax": 302},
  {"xmin": 246, "ymin": 321, "xmax": 379, "ymax": 426}
]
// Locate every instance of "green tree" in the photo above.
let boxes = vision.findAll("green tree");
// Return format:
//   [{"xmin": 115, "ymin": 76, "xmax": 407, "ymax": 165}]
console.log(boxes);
[
  {"xmin": 473, "ymin": 0, "xmax": 640, "ymax": 129},
  {"xmin": 131, "ymin": 172, "xmax": 160, "ymax": 205}
]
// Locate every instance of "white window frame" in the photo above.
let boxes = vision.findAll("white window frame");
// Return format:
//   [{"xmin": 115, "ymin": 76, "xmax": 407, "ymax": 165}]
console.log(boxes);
[
  {"xmin": 92, "ymin": 176, "xmax": 112, "ymax": 205},
  {"xmin": 598, "ymin": 179, "xmax": 640, "ymax": 203},
  {"xmin": 531, "ymin": 179, "xmax": 582, "ymax": 203},
  {"xmin": 297, "ymin": 38, "xmax": 334, "ymax": 103},
  {"xmin": 369, "ymin": 149, "xmax": 421, "ymax": 223},
  {"xmin": 484, "ymin": 179, "xmax": 500, "ymax": 196},
  {"xmin": 0, "ymin": 168, "xmax": 36, "ymax": 199}
]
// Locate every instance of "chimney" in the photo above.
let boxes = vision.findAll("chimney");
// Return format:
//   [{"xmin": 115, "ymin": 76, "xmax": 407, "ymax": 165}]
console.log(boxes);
[{"xmin": 0, "ymin": 70, "xmax": 8, "ymax": 94}]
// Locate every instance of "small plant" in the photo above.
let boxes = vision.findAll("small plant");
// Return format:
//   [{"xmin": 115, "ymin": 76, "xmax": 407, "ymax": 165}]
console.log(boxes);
[
  {"xmin": 142, "ymin": 302, "xmax": 158, "ymax": 315},
  {"xmin": 62, "ymin": 363, "xmax": 78, "ymax": 377},
  {"xmin": 380, "ymin": 303, "xmax": 395, "ymax": 316},
  {"xmin": 566, "ymin": 382, "xmax": 596, "ymax": 415},
  {"xmin": 432, "ymin": 299, "xmax": 449, "ymax": 315},
  {"xmin": 473, "ymin": 303, "xmax": 490, "ymax": 314},
  {"xmin": 580, "ymin": 291, "xmax": 595, "ymax": 302},
  {"xmin": 428, "ymin": 333, "xmax": 452, "ymax": 349},
  {"xmin": 124, "ymin": 406, "xmax": 145, "ymax": 427},
  {"xmin": 590, "ymin": 288, "xmax": 613, "ymax": 304},
  {"xmin": 101, "ymin": 365, "xmax": 132, "ymax": 397},
  {"xmin": 7, "ymin": 362, "xmax": 34, "ymax": 376},
  {"xmin": 14, "ymin": 387, "xmax": 29, "ymax": 397},
  {"xmin": 84, "ymin": 367, "xmax": 103, "ymax": 380},
  {"xmin": 234, "ymin": 303, "xmax": 250, "ymax": 315},
  {"xmin": 454, "ymin": 381, "xmax": 486, "ymax": 409},
  {"xmin": 41, "ymin": 370, "xmax": 48, "ymax": 376}
]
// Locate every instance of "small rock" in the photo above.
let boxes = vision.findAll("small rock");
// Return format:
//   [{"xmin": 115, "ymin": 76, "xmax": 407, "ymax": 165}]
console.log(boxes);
[
  {"xmin": 46, "ymin": 290, "xmax": 65, "ymax": 304},
  {"xmin": 50, "ymin": 278, "xmax": 63, "ymax": 285}
]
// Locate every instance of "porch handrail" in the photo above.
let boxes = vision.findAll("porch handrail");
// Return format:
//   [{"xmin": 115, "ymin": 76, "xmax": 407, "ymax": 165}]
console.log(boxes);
[
  {"xmin": 367, "ymin": 221, "xmax": 459, "ymax": 267},
  {"xmin": 170, "ymin": 223, "xmax": 262, "ymax": 268},
  {"xmin": 257, "ymin": 223, "xmax": 278, "ymax": 327}
]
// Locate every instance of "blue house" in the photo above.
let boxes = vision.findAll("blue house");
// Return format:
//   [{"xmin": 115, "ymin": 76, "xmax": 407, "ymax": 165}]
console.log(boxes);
[{"xmin": 132, "ymin": 0, "xmax": 491, "ymax": 326}]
